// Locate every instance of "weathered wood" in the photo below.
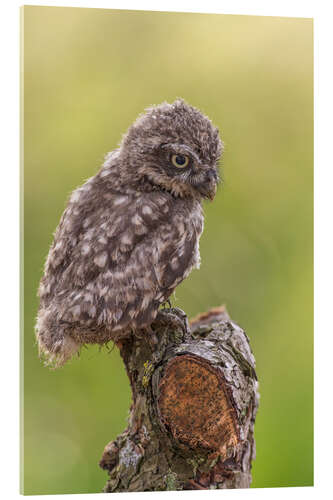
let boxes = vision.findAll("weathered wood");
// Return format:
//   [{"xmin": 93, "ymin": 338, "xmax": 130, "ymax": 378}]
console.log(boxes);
[{"xmin": 100, "ymin": 306, "xmax": 259, "ymax": 492}]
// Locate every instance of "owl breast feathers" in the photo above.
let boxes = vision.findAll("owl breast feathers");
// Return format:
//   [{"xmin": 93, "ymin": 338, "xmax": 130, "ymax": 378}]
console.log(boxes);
[{"xmin": 36, "ymin": 99, "xmax": 223, "ymax": 367}]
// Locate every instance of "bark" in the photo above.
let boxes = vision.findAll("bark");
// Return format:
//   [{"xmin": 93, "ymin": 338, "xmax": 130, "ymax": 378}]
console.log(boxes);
[{"xmin": 100, "ymin": 305, "xmax": 259, "ymax": 492}]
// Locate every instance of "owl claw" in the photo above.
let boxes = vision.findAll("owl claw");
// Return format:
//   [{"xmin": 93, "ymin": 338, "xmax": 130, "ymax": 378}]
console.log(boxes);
[{"xmin": 154, "ymin": 308, "xmax": 190, "ymax": 338}]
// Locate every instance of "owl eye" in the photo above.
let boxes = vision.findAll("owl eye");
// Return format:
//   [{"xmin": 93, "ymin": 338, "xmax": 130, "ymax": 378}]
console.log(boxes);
[{"xmin": 171, "ymin": 154, "xmax": 190, "ymax": 168}]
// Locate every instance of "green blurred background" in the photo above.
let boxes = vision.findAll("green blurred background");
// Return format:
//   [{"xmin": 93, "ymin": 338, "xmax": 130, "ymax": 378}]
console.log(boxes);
[{"xmin": 22, "ymin": 6, "xmax": 313, "ymax": 495}]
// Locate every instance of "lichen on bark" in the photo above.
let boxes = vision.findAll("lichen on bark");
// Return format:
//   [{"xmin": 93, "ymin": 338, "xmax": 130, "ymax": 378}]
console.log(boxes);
[{"xmin": 100, "ymin": 306, "xmax": 259, "ymax": 492}]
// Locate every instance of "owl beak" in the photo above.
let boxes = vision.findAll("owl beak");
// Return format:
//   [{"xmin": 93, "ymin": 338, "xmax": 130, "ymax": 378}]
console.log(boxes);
[
  {"xmin": 197, "ymin": 170, "xmax": 218, "ymax": 201},
  {"xmin": 197, "ymin": 181, "xmax": 217, "ymax": 201},
  {"xmin": 207, "ymin": 182, "xmax": 217, "ymax": 201}
]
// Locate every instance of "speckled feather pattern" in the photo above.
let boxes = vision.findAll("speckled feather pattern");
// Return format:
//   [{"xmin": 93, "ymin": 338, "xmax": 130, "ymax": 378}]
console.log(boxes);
[{"xmin": 36, "ymin": 99, "xmax": 223, "ymax": 367}]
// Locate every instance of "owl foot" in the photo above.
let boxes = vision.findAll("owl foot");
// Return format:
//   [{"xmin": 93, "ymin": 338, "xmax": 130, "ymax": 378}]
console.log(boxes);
[{"xmin": 154, "ymin": 307, "xmax": 190, "ymax": 338}]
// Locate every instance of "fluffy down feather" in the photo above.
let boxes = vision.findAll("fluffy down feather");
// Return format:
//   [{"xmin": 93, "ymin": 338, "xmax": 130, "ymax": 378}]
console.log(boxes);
[{"xmin": 36, "ymin": 99, "xmax": 222, "ymax": 367}]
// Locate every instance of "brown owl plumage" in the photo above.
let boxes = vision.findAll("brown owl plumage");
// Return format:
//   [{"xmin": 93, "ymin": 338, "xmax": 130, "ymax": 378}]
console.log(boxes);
[{"xmin": 36, "ymin": 99, "xmax": 223, "ymax": 367}]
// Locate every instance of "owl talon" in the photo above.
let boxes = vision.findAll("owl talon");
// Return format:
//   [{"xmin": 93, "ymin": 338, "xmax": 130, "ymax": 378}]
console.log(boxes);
[{"xmin": 154, "ymin": 308, "xmax": 190, "ymax": 338}]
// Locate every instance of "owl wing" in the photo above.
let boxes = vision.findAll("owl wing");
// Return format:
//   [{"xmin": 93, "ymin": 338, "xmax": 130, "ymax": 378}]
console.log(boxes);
[
  {"xmin": 115, "ymin": 197, "xmax": 203, "ymax": 331},
  {"xmin": 38, "ymin": 185, "xmax": 202, "ymax": 335},
  {"xmin": 150, "ymin": 212, "xmax": 201, "ymax": 296}
]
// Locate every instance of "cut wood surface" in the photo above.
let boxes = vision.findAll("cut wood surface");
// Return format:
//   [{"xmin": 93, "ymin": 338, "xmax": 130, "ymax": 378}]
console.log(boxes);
[{"xmin": 100, "ymin": 306, "xmax": 259, "ymax": 492}]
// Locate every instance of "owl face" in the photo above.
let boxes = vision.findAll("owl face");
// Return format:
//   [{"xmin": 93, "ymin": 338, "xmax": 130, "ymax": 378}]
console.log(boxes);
[{"xmin": 120, "ymin": 99, "xmax": 223, "ymax": 200}]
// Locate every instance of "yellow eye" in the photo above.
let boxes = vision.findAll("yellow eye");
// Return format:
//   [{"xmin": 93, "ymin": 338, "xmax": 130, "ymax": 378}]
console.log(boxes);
[{"xmin": 171, "ymin": 154, "xmax": 190, "ymax": 168}]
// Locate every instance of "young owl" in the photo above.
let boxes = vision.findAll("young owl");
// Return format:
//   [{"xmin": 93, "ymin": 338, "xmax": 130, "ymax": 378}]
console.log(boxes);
[{"xmin": 36, "ymin": 99, "xmax": 223, "ymax": 367}]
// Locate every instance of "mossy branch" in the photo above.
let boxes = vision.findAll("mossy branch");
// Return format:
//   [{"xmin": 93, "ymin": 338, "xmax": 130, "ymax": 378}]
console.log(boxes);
[{"xmin": 100, "ymin": 306, "xmax": 259, "ymax": 492}]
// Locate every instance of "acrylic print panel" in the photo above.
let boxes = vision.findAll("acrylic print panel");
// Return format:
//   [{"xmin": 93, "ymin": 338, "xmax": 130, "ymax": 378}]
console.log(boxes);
[{"xmin": 22, "ymin": 5, "xmax": 313, "ymax": 494}]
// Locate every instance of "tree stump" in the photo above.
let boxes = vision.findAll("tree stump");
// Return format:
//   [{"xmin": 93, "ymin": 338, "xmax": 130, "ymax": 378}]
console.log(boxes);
[{"xmin": 100, "ymin": 306, "xmax": 259, "ymax": 492}]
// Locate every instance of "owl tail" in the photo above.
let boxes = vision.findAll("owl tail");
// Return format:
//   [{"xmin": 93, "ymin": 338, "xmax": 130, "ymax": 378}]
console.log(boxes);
[{"xmin": 35, "ymin": 308, "xmax": 80, "ymax": 368}]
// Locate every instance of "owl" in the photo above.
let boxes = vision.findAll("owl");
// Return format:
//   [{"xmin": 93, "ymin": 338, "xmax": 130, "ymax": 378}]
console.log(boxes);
[{"xmin": 36, "ymin": 99, "xmax": 223, "ymax": 367}]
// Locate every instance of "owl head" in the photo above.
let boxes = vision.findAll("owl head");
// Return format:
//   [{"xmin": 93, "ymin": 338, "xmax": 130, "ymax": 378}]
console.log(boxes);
[{"xmin": 119, "ymin": 99, "xmax": 223, "ymax": 200}]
